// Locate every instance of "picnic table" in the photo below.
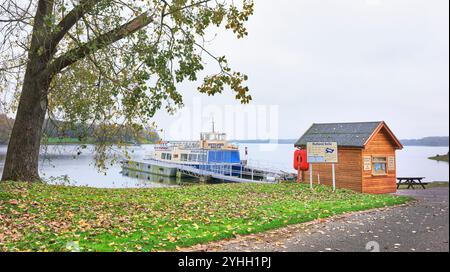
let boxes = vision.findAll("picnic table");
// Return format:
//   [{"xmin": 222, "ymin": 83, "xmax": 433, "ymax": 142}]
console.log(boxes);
[{"xmin": 397, "ymin": 177, "xmax": 427, "ymax": 190}]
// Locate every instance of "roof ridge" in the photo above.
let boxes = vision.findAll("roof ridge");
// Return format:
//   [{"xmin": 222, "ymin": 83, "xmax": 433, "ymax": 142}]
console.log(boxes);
[
  {"xmin": 295, "ymin": 121, "xmax": 384, "ymax": 148},
  {"xmin": 312, "ymin": 121, "xmax": 382, "ymax": 125},
  {"xmin": 307, "ymin": 132, "xmax": 374, "ymax": 134}
]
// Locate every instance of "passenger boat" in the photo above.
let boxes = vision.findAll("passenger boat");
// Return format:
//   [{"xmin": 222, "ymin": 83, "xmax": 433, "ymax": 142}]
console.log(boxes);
[
  {"xmin": 154, "ymin": 131, "xmax": 240, "ymax": 166},
  {"xmin": 122, "ymin": 126, "xmax": 296, "ymax": 183}
]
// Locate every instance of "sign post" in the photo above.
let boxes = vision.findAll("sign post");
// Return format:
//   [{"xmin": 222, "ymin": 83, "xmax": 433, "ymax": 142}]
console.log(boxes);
[
  {"xmin": 332, "ymin": 163, "xmax": 336, "ymax": 192},
  {"xmin": 307, "ymin": 142, "xmax": 339, "ymax": 192}
]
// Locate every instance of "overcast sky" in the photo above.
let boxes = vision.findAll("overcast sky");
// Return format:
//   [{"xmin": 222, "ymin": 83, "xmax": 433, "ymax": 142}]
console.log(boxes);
[{"xmin": 155, "ymin": 0, "xmax": 449, "ymax": 140}]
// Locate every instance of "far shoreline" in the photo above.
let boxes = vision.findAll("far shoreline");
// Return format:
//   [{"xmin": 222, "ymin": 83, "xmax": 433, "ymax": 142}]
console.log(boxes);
[{"xmin": 429, "ymin": 153, "xmax": 449, "ymax": 162}]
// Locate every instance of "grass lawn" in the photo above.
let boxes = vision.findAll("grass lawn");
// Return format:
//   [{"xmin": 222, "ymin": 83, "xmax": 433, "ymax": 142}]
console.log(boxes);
[
  {"xmin": 398, "ymin": 181, "xmax": 449, "ymax": 190},
  {"xmin": 43, "ymin": 137, "xmax": 85, "ymax": 144},
  {"xmin": 0, "ymin": 182, "xmax": 411, "ymax": 252},
  {"xmin": 42, "ymin": 137, "xmax": 155, "ymax": 145}
]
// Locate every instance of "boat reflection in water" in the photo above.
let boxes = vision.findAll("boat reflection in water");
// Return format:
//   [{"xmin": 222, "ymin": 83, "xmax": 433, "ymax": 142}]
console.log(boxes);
[{"xmin": 121, "ymin": 168, "xmax": 200, "ymax": 187}]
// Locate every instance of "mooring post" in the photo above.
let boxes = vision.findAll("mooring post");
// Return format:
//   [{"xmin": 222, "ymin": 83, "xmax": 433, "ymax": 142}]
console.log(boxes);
[{"xmin": 310, "ymin": 164, "xmax": 313, "ymax": 190}]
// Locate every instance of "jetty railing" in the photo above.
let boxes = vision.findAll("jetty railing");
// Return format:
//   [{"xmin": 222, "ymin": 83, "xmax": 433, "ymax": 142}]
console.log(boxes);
[
  {"xmin": 124, "ymin": 158, "xmax": 296, "ymax": 183},
  {"xmin": 184, "ymin": 161, "xmax": 294, "ymax": 182}
]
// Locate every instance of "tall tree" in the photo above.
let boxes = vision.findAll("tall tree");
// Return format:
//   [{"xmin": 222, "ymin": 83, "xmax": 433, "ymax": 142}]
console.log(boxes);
[{"xmin": 0, "ymin": 0, "xmax": 253, "ymax": 181}]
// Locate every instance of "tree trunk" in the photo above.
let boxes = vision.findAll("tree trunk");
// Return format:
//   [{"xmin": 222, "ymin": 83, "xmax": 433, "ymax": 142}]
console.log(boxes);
[
  {"xmin": 1, "ymin": 72, "xmax": 49, "ymax": 182},
  {"xmin": 0, "ymin": 0, "xmax": 55, "ymax": 182}
]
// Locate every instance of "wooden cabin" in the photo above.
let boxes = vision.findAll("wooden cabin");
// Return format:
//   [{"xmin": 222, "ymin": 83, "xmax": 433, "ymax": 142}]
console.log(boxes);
[{"xmin": 295, "ymin": 121, "xmax": 403, "ymax": 194}]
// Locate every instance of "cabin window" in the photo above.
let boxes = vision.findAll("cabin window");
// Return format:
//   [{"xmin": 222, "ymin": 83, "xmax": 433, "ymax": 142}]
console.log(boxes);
[
  {"xmin": 161, "ymin": 153, "xmax": 172, "ymax": 160},
  {"xmin": 372, "ymin": 157, "xmax": 387, "ymax": 175},
  {"xmin": 189, "ymin": 154, "xmax": 198, "ymax": 162},
  {"xmin": 198, "ymin": 154, "xmax": 207, "ymax": 163},
  {"xmin": 181, "ymin": 154, "xmax": 188, "ymax": 161}
]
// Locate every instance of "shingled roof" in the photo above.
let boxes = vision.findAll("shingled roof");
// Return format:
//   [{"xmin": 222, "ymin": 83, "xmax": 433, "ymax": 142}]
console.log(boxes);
[{"xmin": 295, "ymin": 121, "xmax": 402, "ymax": 148}]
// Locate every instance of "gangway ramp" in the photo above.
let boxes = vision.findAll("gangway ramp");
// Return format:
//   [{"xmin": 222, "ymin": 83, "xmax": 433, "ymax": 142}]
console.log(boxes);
[
  {"xmin": 122, "ymin": 159, "xmax": 293, "ymax": 184},
  {"xmin": 176, "ymin": 164, "xmax": 267, "ymax": 184}
]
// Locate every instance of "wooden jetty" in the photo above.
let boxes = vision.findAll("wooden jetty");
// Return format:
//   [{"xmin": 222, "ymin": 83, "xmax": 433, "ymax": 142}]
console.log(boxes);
[{"xmin": 122, "ymin": 159, "xmax": 294, "ymax": 184}]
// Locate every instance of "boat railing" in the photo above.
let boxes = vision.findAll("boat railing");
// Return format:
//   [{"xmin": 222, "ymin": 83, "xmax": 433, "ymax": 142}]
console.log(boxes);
[
  {"xmin": 156, "ymin": 141, "xmax": 201, "ymax": 149},
  {"xmin": 228, "ymin": 143, "xmax": 240, "ymax": 150}
]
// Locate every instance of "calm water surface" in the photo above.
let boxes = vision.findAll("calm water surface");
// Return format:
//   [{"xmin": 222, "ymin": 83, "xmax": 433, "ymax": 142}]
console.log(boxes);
[{"xmin": 0, "ymin": 144, "xmax": 448, "ymax": 188}]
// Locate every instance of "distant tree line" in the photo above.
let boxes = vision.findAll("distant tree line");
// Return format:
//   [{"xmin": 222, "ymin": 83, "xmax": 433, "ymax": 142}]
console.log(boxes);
[
  {"xmin": 233, "ymin": 137, "xmax": 450, "ymax": 147},
  {"xmin": 401, "ymin": 137, "xmax": 449, "ymax": 147},
  {"xmin": 1, "ymin": 114, "xmax": 159, "ymax": 145}
]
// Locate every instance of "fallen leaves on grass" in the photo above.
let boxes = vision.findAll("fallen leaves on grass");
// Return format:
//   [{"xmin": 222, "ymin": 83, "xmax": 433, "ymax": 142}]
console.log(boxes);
[{"xmin": 0, "ymin": 182, "xmax": 411, "ymax": 252}]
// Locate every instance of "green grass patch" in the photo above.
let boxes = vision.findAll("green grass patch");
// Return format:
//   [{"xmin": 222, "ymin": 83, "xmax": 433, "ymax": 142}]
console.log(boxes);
[
  {"xmin": 0, "ymin": 182, "xmax": 412, "ymax": 252},
  {"xmin": 429, "ymin": 153, "xmax": 449, "ymax": 162},
  {"xmin": 43, "ymin": 137, "xmax": 85, "ymax": 144},
  {"xmin": 42, "ymin": 137, "xmax": 155, "ymax": 145},
  {"xmin": 424, "ymin": 182, "xmax": 449, "ymax": 188},
  {"xmin": 398, "ymin": 182, "xmax": 449, "ymax": 190}
]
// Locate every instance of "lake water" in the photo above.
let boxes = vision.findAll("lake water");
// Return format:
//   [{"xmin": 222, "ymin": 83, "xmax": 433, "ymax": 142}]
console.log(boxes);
[{"xmin": 0, "ymin": 144, "xmax": 448, "ymax": 188}]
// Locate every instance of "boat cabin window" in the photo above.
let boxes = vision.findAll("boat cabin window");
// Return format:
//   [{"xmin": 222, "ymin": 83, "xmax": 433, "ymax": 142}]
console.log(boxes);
[
  {"xmin": 201, "ymin": 133, "xmax": 226, "ymax": 141},
  {"xmin": 188, "ymin": 154, "xmax": 198, "ymax": 162},
  {"xmin": 162, "ymin": 153, "xmax": 172, "ymax": 160},
  {"xmin": 198, "ymin": 154, "xmax": 207, "ymax": 163},
  {"xmin": 372, "ymin": 157, "xmax": 387, "ymax": 175},
  {"xmin": 181, "ymin": 154, "xmax": 188, "ymax": 161}
]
